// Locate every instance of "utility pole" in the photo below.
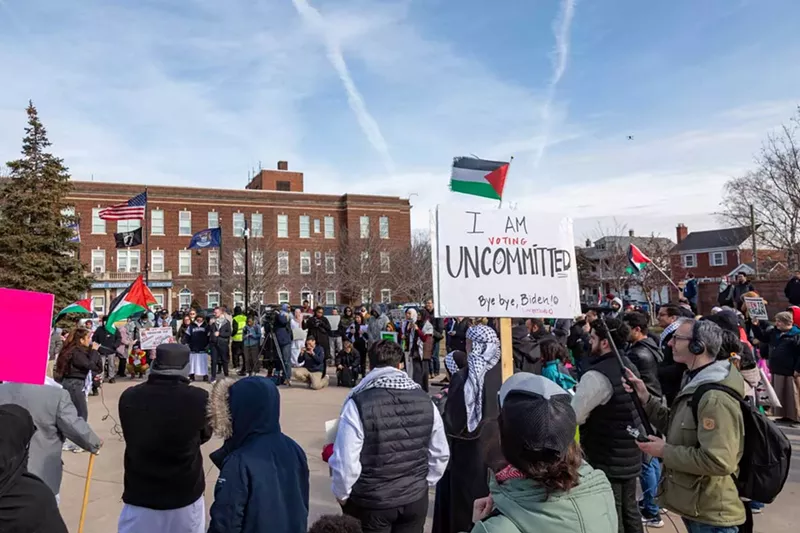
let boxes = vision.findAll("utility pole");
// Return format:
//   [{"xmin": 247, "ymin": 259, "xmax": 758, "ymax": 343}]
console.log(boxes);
[
  {"xmin": 244, "ymin": 220, "xmax": 250, "ymax": 314},
  {"xmin": 750, "ymin": 204, "xmax": 759, "ymax": 278}
]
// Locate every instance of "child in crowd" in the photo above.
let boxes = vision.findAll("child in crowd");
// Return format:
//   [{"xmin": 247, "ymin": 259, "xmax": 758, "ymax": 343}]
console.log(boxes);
[
  {"xmin": 539, "ymin": 338, "xmax": 577, "ymax": 392},
  {"xmin": 126, "ymin": 349, "xmax": 149, "ymax": 379}
]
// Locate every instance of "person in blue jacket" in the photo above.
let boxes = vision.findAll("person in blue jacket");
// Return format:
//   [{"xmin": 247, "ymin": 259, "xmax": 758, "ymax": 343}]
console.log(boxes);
[{"xmin": 207, "ymin": 377, "xmax": 310, "ymax": 533}]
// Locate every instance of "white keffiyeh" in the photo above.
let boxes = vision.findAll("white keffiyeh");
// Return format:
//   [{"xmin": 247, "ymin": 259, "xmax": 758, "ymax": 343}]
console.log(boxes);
[
  {"xmin": 346, "ymin": 366, "xmax": 420, "ymax": 402},
  {"xmin": 659, "ymin": 320, "xmax": 681, "ymax": 348},
  {"xmin": 465, "ymin": 325, "xmax": 501, "ymax": 432}
]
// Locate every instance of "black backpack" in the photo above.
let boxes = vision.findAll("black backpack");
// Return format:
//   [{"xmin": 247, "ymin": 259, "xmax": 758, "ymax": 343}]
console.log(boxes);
[{"xmin": 690, "ymin": 383, "xmax": 792, "ymax": 504}]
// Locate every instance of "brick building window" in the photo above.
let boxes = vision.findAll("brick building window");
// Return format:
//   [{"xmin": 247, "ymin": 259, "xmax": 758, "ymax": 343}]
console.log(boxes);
[
  {"xmin": 325, "ymin": 291, "xmax": 337, "ymax": 305},
  {"xmin": 251, "ymin": 213, "xmax": 263, "ymax": 237},
  {"xmin": 379, "ymin": 216, "xmax": 389, "ymax": 239},
  {"xmin": 278, "ymin": 251, "xmax": 289, "ymax": 275},
  {"xmin": 325, "ymin": 252, "xmax": 336, "ymax": 274},
  {"xmin": 178, "ymin": 289, "xmax": 192, "ymax": 308},
  {"xmin": 360, "ymin": 216, "xmax": 370, "ymax": 238},
  {"xmin": 178, "ymin": 211, "xmax": 191, "ymax": 236},
  {"xmin": 682, "ymin": 254, "xmax": 697, "ymax": 268},
  {"xmin": 277, "ymin": 215, "xmax": 288, "ymax": 238},
  {"xmin": 91, "ymin": 208, "xmax": 105, "ymax": 234},
  {"xmin": 314, "ymin": 219, "xmax": 321, "ymax": 234},
  {"xmin": 277, "ymin": 291, "xmax": 290, "ymax": 304},
  {"xmin": 276, "ymin": 181, "xmax": 291, "ymax": 191},
  {"xmin": 380, "ymin": 252, "xmax": 390, "ymax": 273},
  {"xmin": 301, "ymin": 289, "xmax": 313, "ymax": 305},
  {"xmin": 208, "ymin": 211, "xmax": 219, "ymax": 229},
  {"xmin": 380, "ymin": 289, "xmax": 392, "ymax": 304},
  {"xmin": 361, "ymin": 288, "xmax": 372, "ymax": 304},
  {"xmin": 91, "ymin": 249, "xmax": 105, "ymax": 273},
  {"xmin": 207, "ymin": 292, "xmax": 220, "ymax": 308},
  {"xmin": 233, "ymin": 249, "xmax": 245, "ymax": 275},
  {"xmin": 117, "ymin": 250, "xmax": 140, "ymax": 273},
  {"xmin": 300, "ymin": 251, "xmax": 311, "ymax": 274},
  {"xmin": 709, "ymin": 251, "xmax": 727, "ymax": 267},
  {"xmin": 92, "ymin": 296, "xmax": 105, "ymax": 315},
  {"xmin": 233, "ymin": 290, "xmax": 244, "ymax": 309},
  {"xmin": 151, "ymin": 210, "xmax": 164, "ymax": 235},
  {"xmin": 324, "ymin": 217, "xmax": 335, "ymax": 239},
  {"xmin": 179, "ymin": 250, "xmax": 192, "ymax": 275},
  {"xmin": 117, "ymin": 219, "xmax": 141, "ymax": 233},
  {"xmin": 151, "ymin": 250, "xmax": 164, "ymax": 273},
  {"xmin": 208, "ymin": 249, "xmax": 219, "ymax": 275},
  {"xmin": 299, "ymin": 216, "xmax": 310, "ymax": 238},
  {"xmin": 233, "ymin": 213, "xmax": 245, "ymax": 237}
]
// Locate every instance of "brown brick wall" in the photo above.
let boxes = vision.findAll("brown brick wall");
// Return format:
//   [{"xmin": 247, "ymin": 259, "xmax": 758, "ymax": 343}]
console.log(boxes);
[
  {"xmin": 69, "ymin": 180, "xmax": 411, "ymax": 310},
  {"xmin": 697, "ymin": 279, "xmax": 791, "ymax": 316}
]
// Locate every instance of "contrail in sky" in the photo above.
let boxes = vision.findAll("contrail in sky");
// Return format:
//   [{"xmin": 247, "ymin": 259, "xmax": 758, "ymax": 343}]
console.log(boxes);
[
  {"xmin": 291, "ymin": 0, "xmax": 395, "ymax": 173},
  {"xmin": 533, "ymin": 0, "xmax": 576, "ymax": 168}
]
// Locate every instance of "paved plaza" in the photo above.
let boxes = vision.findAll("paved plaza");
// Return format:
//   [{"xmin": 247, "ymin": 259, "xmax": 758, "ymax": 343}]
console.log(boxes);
[{"xmin": 57, "ymin": 375, "xmax": 800, "ymax": 533}]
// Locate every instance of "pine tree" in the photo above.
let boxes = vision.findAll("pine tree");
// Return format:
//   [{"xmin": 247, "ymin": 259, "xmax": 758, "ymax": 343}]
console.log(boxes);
[{"xmin": 0, "ymin": 102, "xmax": 91, "ymax": 307}]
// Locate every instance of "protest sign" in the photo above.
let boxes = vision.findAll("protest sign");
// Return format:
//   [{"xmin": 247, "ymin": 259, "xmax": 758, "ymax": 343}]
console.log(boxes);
[
  {"xmin": 744, "ymin": 297, "xmax": 769, "ymax": 321},
  {"xmin": 139, "ymin": 327, "xmax": 174, "ymax": 349},
  {"xmin": 292, "ymin": 328, "xmax": 307, "ymax": 342},
  {"xmin": 327, "ymin": 315, "xmax": 340, "ymax": 331},
  {"xmin": 380, "ymin": 331, "xmax": 398, "ymax": 343},
  {"xmin": 431, "ymin": 206, "xmax": 581, "ymax": 318},
  {"xmin": 0, "ymin": 288, "xmax": 54, "ymax": 384}
]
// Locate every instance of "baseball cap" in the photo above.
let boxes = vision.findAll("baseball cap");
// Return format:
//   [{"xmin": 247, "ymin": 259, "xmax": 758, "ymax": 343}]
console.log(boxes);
[{"xmin": 498, "ymin": 372, "xmax": 577, "ymax": 456}]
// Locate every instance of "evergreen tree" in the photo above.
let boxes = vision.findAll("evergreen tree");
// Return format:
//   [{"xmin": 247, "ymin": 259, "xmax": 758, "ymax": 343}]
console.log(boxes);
[{"xmin": 0, "ymin": 102, "xmax": 91, "ymax": 307}]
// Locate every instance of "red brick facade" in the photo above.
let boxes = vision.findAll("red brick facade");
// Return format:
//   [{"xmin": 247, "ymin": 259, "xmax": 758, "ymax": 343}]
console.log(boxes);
[
  {"xmin": 68, "ymin": 168, "xmax": 411, "ymax": 314},
  {"xmin": 671, "ymin": 249, "xmax": 787, "ymax": 281}
]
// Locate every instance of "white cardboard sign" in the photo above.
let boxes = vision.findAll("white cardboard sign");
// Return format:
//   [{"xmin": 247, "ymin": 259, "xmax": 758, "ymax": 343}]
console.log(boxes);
[
  {"xmin": 431, "ymin": 206, "xmax": 581, "ymax": 319},
  {"xmin": 139, "ymin": 327, "xmax": 174, "ymax": 350},
  {"xmin": 744, "ymin": 297, "xmax": 769, "ymax": 321}
]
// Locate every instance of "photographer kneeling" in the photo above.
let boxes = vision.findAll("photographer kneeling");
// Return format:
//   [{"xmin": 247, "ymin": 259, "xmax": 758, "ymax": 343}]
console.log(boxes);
[
  {"xmin": 292, "ymin": 337, "xmax": 329, "ymax": 390},
  {"xmin": 624, "ymin": 319, "xmax": 745, "ymax": 533}
]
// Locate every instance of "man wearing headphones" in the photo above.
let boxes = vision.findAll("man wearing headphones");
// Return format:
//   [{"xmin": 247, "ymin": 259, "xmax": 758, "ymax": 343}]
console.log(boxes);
[{"xmin": 624, "ymin": 319, "xmax": 746, "ymax": 533}]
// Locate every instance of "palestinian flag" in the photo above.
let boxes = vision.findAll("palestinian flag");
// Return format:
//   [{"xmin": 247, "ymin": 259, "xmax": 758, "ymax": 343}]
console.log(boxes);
[
  {"xmin": 627, "ymin": 244, "xmax": 652, "ymax": 273},
  {"xmin": 105, "ymin": 275, "xmax": 157, "ymax": 332},
  {"xmin": 53, "ymin": 298, "xmax": 93, "ymax": 325},
  {"xmin": 450, "ymin": 157, "xmax": 509, "ymax": 200}
]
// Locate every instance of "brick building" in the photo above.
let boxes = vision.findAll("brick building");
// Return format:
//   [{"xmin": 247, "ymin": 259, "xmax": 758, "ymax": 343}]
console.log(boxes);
[{"xmin": 67, "ymin": 161, "xmax": 411, "ymax": 314}]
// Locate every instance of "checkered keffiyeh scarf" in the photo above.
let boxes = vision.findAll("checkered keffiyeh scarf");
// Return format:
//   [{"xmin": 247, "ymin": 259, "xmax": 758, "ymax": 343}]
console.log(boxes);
[
  {"xmin": 445, "ymin": 351, "xmax": 460, "ymax": 375},
  {"xmin": 465, "ymin": 325, "xmax": 501, "ymax": 432},
  {"xmin": 659, "ymin": 320, "xmax": 681, "ymax": 348},
  {"xmin": 346, "ymin": 366, "xmax": 420, "ymax": 401}
]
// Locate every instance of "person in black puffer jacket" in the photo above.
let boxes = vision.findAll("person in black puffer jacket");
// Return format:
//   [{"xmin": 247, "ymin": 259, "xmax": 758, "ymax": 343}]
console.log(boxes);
[
  {"xmin": 512, "ymin": 320, "xmax": 541, "ymax": 374},
  {"xmin": 622, "ymin": 312, "xmax": 663, "ymax": 399},
  {"xmin": 752, "ymin": 312, "xmax": 800, "ymax": 423},
  {"xmin": 54, "ymin": 327, "xmax": 102, "ymax": 421}
]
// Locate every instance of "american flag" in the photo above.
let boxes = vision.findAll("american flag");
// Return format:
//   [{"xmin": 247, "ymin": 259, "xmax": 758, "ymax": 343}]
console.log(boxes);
[{"xmin": 99, "ymin": 192, "xmax": 147, "ymax": 221}]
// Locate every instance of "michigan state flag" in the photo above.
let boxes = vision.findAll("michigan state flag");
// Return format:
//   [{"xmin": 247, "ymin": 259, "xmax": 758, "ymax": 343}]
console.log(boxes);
[{"xmin": 105, "ymin": 275, "xmax": 157, "ymax": 332}]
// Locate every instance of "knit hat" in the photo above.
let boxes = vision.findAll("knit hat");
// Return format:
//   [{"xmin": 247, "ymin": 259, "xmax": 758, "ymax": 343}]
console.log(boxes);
[
  {"xmin": 498, "ymin": 372, "xmax": 576, "ymax": 456},
  {"xmin": 152, "ymin": 343, "xmax": 190, "ymax": 372}
]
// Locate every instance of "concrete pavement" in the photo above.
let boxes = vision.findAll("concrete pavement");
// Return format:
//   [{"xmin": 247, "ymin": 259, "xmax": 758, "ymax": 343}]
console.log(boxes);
[{"xmin": 57, "ymin": 376, "xmax": 799, "ymax": 533}]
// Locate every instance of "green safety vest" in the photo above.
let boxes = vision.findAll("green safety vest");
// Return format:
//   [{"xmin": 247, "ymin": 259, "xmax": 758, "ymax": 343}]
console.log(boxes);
[{"xmin": 232, "ymin": 315, "xmax": 247, "ymax": 342}]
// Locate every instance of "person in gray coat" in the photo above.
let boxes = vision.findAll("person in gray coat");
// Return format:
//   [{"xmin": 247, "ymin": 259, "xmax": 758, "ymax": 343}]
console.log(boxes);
[{"xmin": 0, "ymin": 379, "xmax": 102, "ymax": 497}]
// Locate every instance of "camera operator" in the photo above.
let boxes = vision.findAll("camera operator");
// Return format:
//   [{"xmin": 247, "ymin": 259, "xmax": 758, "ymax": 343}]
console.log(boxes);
[{"xmin": 272, "ymin": 304, "xmax": 294, "ymax": 384}]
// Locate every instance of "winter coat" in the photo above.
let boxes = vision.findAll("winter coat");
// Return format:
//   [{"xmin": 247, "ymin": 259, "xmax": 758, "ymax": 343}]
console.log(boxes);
[
  {"xmin": 470, "ymin": 463, "xmax": 617, "ymax": 533},
  {"xmin": 58, "ymin": 345, "xmax": 102, "ymax": 382},
  {"xmin": 211, "ymin": 318, "xmax": 232, "ymax": 347},
  {"xmin": 785, "ymin": 277, "xmax": 800, "ymax": 306},
  {"xmin": 0, "ymin": 382, "xmax": 101, "ymax": 496},
  {"xmin": 448, "ymin": 318, "xmax": 469, "ymax": 352},
  {"xmin": 300, "ymin": 345, "xmax": 326, "ymax": 373},
  {"xmin": 625, "ymin": 337, "xmax": 663, "ymax": 399},
  {"xmin": 367, "ymin": 313, "xmax": 390, "ymax": 347},
  {"xmin": 732, "ymin": 282, "xmax": 755, "ymax": 310},
  {"xmin": 304, "ymin": 316, "xmax": 331, "ymax": 347},
  {"xmin": 49, "ymin": 329, "xmax": 62, "ymax": 361},
  {"xmin": 118, "ymin": 373, "xmax": 212, "ymax": 510},
  {"xmin": 243, "ymin": 325, "xmax": 262, "ymax": 347},
  {"xmin": 752, "ymin": 322, "xmax": 800, "ymax": 376},
  {"xmin": 683, "ymin": 278, "xmax": 698, "ymax": 300},
  {"xmin": 336, "ymin": 348, "xmax": 361, "ymax": 372},
  {"xmin": 0, "ymin": 404, "xmax": 68, "ymax": 533},
  {"xmin": 184, "ymin": 322, "xmax": 210, "ymax": 353},
  {"xmin": 92, "ymin": 326, "xmax": 121, "ymax": 356},
  {"xmin": 274, "ymin": 312, "xmax": 293, "ymax": 347},
  {"xmin": 512, "ymin": 325, "xmax": 542, "ymax": 374},
  {"xmin": 541, "ymin": 360, "xmax": 577, "ymax": 391},
  {"xmin": 208, "ymin": 377, "xmax": 309, "ymax": 533},
  {"xmin": 658, "ymin": 329, "xmax": 686, "ymax": 407},
  {"xmin": 643, "ymin": 361, "xmax": 746, "ymax": 527}
]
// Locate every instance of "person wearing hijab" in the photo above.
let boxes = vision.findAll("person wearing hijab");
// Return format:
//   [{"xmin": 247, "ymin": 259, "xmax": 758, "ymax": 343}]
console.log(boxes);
[
  {"xmin": 290, "ymin": 308, "xmax": 306, "ymax": 367},
  {"xmin": 0, "ymin": 404, "xmax": 68, "ymax": 533},
  {"xmin": 404, "ymin": 308, "xmax": 435, "ymax": 391},
  {"xmin": 437, "ymin": 324, "xmax": 504, "ymax": 533},
  {"xmin": 207, "ymin": 377, "xmax": 310, "ymax": 533}
]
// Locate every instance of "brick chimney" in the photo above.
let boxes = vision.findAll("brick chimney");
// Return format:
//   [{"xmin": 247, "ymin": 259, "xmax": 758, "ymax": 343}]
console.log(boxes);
[
  {"xmin": 676, "ymin": 223, "xmax": 688, "ymax": 243},
  {"xmin": 277, "ymin": 160, "xmax": 288, "ymax": 171},
  {"xmin": 628, "ymin": 229, "xmax": 634, "ymax": 237}
]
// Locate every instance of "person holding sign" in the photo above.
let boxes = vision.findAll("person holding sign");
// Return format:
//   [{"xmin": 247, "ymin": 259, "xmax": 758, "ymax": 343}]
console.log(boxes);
[
  {"xmin": 751, "ymin": 311, "xmax": 800, "ymax": 425},
  {"xmin": 404, "ymin": 308, "xmax": 434, "ymax": 392}
]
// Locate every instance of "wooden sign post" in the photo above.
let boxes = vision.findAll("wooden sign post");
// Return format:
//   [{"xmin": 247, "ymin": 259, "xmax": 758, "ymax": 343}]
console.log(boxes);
[{"xmin": 499, "ymin": 317, "xmax": 514, "ymax": 381}]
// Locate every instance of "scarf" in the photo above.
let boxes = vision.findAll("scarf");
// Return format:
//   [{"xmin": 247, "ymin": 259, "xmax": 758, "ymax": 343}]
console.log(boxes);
[
  {"xmin": 465, "ymin": 325, "xmax": 501, "ymax": 432},
  {"xmin": 659, "ymin": 320, "xmax": 681, "ymax": 348},
  {"xmin": 346, "ymin": 366, "xmax": 419, "ymax": 402},
  {"xmin": 444, "ymin": 351, "xmax": 460, "ymax": 375}
]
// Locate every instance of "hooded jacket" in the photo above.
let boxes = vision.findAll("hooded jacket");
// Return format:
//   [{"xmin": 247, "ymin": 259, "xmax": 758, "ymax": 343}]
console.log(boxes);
[
  {"xmin": 752, "ymin": 322, "xmax": 800, "ymax": 376},
  {"xmin": 208, "ymin": 377, "xmax": 309, "ymax": 533},
  {"xmin": 625, "ymin": 337, "xmax": 663, "ymax": 399},
  {"xmin": 643, "ymin": 361, "xmax": 746, "ymax": 527},
  {"xmin": 512, "ymin": 325, "xmax": 542, "ymax": 374},
  {"xmin": 0, "ymin": 405, "xmax": 68, "ymax": 533},
  {"xmin": 470, "ymin": 463, "xmax": 618, "ymax": 533},
  {"xmin": 367, "ymin": 308, "xmax": 390, "ymax": 347}
]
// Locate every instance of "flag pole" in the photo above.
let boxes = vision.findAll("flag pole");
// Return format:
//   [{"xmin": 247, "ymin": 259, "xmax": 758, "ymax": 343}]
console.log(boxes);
[
  {"xmin": 144, "ymin": 187, "xmax": 149, "ymax": 286},
  {"xmin": 650, "ymin": 262, "xmax": 682, "ymax": 293},
  {"xmin": 218, "ymin": 223, "xmax": 223, "ymax": 297}
]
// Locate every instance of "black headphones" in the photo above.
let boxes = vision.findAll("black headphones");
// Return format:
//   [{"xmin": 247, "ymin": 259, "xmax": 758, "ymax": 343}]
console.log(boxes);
[{"xmin": 688, "ymin": 320, "xmax": 705, "ymax": 356}]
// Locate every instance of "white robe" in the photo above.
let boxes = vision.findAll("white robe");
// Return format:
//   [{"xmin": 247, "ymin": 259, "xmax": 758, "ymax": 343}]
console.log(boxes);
[
  {"xmin": 189, "ymin": 352, "xmax": 208, "ymax": 377},
  {"xmin": 118, "ymin": 495, "xmax": 205, "ymax": 533}
]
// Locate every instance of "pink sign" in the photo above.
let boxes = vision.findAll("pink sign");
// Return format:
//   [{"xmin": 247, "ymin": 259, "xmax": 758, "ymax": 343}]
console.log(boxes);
[{"xmin": 0, "ymin": 288, "xmax": 54, "ymax": 385}]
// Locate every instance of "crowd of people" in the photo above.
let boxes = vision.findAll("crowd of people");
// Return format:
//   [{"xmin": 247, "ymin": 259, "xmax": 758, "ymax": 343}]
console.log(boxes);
[{"xmin": 0, "ymin": 285, "xmax": 796, "ymax": 533}]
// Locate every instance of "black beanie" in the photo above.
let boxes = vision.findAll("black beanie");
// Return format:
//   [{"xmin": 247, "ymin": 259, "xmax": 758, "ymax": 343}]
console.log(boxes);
[{"xmin": 153, "ymin": 343, "xmax": 190, "ymax": 370}]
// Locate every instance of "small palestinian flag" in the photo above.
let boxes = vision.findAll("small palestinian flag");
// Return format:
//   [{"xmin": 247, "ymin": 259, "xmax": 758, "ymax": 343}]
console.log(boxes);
[
  {"xmin": 53, "ymin": 298, "xmax": 93, "ymax": 325},
  {"xmin": 450, "ymin": 157, "xmax": 510, "ymax": 200},
  {"xmin": 627, "ymin": 244, "xmax": 652, "ymax": 273},
  {"xmin": 105, "ymin": 275, "xmax": 157, "ymax": 332}
]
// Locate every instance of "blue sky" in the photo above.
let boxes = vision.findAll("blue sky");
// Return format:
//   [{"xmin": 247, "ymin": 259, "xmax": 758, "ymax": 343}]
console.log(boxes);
[{"xmin": 1, "ymin": 0, "xmax": 799, "ymax": 241}]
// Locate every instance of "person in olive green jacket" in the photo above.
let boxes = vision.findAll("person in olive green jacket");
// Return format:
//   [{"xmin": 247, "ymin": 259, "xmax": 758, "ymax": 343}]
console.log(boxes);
[
  {"xmin": 471, "ymin": 373, "xmax": 618, "ymax": 533},
  {"xmin": 625, "ymin": 319, "xmax": 745, "ymax": 533}
]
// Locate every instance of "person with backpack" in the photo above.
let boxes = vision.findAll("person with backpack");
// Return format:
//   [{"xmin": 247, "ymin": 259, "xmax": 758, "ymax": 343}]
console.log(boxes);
[
  {"xmin": 624, "ymin": 319, "xmax": 747, "ymax": 533},
  {"xmin": 335, "ymin": 339, "xmax": 361, "ymax": 388}
]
